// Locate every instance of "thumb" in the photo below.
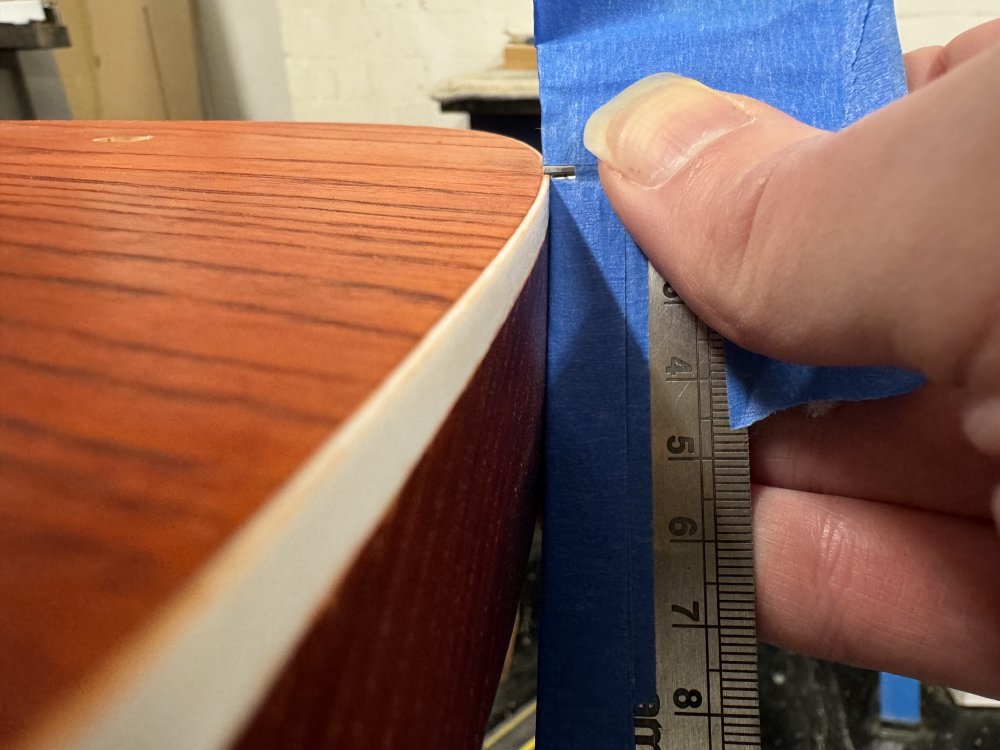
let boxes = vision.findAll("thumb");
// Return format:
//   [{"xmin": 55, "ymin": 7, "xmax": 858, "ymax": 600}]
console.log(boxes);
[
  {"xmin": 582, "ymin": 61, "xmax": 1000, "ymax": 392},
  {"xmin": 583, "ymin": 73, "xmax": 834, "ymax": 362}
]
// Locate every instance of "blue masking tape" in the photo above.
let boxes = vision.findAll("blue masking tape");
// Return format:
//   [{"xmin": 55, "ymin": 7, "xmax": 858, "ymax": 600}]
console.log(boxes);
[
  {"xmin": 880, "ymin": 673, "xmax": 922, "ymax": 725},
  {"xmin": 536, "ymin": 2, "xmax": 923, "ymax": 747}
]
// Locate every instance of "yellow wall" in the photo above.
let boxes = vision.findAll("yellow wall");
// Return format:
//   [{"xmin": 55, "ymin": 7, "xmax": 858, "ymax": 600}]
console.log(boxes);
[{"xmin": 53, "ymin": 0, "xmax": 203, "ymax": 119}]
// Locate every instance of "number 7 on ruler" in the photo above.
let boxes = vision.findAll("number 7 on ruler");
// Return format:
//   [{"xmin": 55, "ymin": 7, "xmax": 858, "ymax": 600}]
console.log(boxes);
[{"xmin": 645, "ymin": 263, "xmax": 761, "ymax": 750}]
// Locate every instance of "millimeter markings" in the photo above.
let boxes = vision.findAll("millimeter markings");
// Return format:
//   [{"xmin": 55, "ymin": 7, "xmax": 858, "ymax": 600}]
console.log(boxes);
[{"xmin": 639, "ymin": 265, "xmax": 760, "ymax": 750}]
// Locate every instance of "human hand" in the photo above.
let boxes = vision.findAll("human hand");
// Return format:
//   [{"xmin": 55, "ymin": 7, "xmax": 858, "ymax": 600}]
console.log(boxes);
[{"xmin": 583, "ymin": 21, "xmax": 1000, "ymax": 697}]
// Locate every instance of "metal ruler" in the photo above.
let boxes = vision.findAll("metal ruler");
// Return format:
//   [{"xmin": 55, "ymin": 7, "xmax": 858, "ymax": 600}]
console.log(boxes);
[{"xmin": 639, "ymin": 265, "xmax": 760, "ymax": 750}]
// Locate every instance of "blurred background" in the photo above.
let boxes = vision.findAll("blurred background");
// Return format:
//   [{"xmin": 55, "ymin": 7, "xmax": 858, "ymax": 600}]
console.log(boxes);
[
  {"xmin": 2, "ymin": 0, "xmax": 999, "ymax": 127},
  {"xmin": 4, "ymin": 2, "xmax": 1000, "ymax": 748}
]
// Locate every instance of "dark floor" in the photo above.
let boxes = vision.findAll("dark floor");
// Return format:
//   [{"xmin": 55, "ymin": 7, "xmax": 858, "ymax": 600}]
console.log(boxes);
[{"xmin": 487, "ymin": 530, "xmax": 542, "ymax": 733}]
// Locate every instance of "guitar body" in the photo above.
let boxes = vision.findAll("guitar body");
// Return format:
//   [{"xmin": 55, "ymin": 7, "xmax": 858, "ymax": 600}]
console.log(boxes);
[{"xmin": 0, "ymin": 122, "xmax": 548, "ymax": 749}]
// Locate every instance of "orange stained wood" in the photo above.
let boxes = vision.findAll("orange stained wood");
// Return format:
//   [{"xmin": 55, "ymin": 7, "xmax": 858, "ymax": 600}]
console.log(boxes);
[{"xmin": 0, "ymin": 121, "xmax": 543, "ymax": 746}]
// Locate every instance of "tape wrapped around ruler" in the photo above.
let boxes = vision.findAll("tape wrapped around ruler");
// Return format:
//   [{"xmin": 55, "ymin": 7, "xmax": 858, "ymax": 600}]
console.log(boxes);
[{"xmin": 536, "ymin": 1, "xmax": 924, "ymax": 746}]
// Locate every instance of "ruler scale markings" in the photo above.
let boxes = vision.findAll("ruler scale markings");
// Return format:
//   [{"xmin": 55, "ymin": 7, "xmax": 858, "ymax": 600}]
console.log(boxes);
[
  {"xmin": 698, "ymin": 318, "xmax": 716, "ymax": 750},
  {"xmin": 647, "ymin": 265, "xmax": 759, "ymax": 750}
]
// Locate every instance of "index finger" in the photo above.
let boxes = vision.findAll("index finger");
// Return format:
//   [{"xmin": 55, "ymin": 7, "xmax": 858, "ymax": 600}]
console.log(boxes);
[{"xmin": 905, "ymin": 18, "xmax": 1000, "ymax": 89}]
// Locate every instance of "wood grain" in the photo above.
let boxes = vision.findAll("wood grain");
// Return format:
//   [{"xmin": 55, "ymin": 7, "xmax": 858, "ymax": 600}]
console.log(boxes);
[
  {"xmin": 235, "ymin": 246, "xmax": 547, "ymax": 750},
  {"xmin": 0, "ymin": 121, "xmax": 544, "ymax": 748}
]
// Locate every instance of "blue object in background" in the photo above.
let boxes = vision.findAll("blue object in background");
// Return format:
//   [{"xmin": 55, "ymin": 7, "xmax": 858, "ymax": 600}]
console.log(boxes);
[
  {"xmin": 536, "ymin": 1, "xmax": 924, "ymax": 747},
  {"xmin": 880, "ymin": 673, "xmax": 923, "ymax": 725}
]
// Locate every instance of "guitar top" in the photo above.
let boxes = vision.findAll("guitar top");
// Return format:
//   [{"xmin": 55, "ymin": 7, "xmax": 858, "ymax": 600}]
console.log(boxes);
[{"xmin": 0, "ymin": 121, "xmax": 547, "ymax": 749}]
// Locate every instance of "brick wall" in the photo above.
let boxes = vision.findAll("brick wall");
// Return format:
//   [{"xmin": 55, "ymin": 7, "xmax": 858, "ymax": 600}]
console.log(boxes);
[
  {"xmin": 276, "ymin": 0, "xmax": 532, "ymax": 126},
  {"xmin": 274, "ymin": 1, "xmax": 1000, "ymax": 127}
]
